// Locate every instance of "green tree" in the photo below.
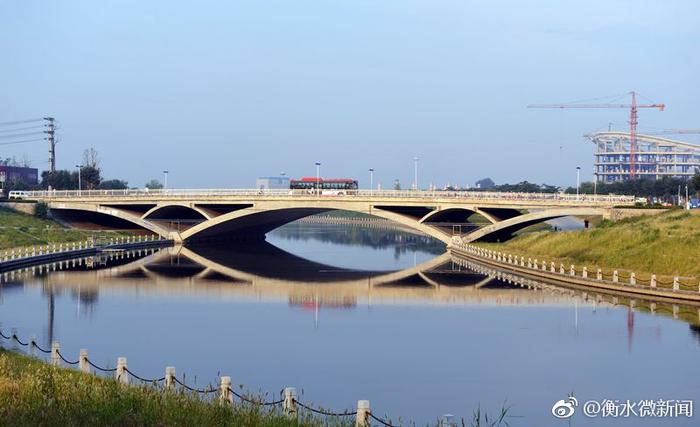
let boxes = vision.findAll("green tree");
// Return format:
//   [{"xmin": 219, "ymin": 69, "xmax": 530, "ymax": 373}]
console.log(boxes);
[
  {"xmin": 145, "ymin": 179, "xmax": 163, "ymax": 189},
  {"xmin": 97, "ymin": 179, "xmax": 129, "ymax": 190},
  {"xmin": 475, "ymin": 177, "xmax": 495, "ymax": 189},
  {"xmin": 692, "ymin": 169, "xmax": 700, "ymax": 197},
  {"xmin": 34, "ymin": 201, "xmax": 49, "ymax": 218},
  {"xmin": 41, "ymin": 170, "xmax": 75, "ymax": 190},
  {"xmin": 79, "ymin": 165, "xmax": 102, "ymax": 190}
]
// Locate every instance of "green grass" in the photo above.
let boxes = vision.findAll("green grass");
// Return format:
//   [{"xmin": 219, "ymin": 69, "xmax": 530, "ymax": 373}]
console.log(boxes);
[
  {"xmin": 0, "ymin": 349, "xmax": 349, "ymax": 427},
  {"xmin": 0, "ymin": 207, "xmax": 131, "ymax": 252},
  {"xmin": 477, "ymin": 209, "xmax": 700, "ymax": 278},
  {"xmin": 0, "ymin": 349, "xmax": 513, "ymax": 427}
]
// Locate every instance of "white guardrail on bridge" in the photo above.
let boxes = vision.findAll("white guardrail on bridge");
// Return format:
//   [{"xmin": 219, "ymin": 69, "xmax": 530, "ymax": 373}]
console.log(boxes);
[{"xmin": 23, "ymin": 189, "xmax": 637, "ymax": 205}]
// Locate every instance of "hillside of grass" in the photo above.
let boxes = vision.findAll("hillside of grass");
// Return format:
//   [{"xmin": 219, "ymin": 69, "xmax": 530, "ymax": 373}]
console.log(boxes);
[
  {"xmin": 0, "ymin": 207, "xmax": 129, "ymax": 251},
  {"xmin": 0, "ymin": 349, "xmax": 339, "ymax": 427},
  {"xmin": 477, "ymin": 209, "xmax": 700, "ymax": 278}
]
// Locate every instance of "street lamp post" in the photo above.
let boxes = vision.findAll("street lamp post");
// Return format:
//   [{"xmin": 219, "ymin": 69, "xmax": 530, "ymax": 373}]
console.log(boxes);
[
  {"xmin": 413, "ymin": 157, "xmax": 419, "ymax": 191},
  {"xmin": 75, "ymin": 165, "xmax": 82, "ymax": 196},
  {"xmin": 576, "ymin": 166, "xmax": 581, "ymax": 200},
  {"xmin": 369, "ymin": 168, "xmax": 374, "ymax": 194},
  {"xmin": 685, "ymin": 184, "xmax": 689, "ymax": 210},
  {"xmin": 163, "ymin": 170, "xmax": 169, "ymax": 190},
  {"xmin": 315, "ymin": 162, "xmax": 321, "ymax": 197}
]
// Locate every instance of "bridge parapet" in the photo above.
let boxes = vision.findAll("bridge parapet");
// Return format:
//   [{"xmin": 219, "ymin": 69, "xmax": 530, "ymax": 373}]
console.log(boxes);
[{"xmin": 26, "ymin": 189, "xmax": 635, "ymax": 207}]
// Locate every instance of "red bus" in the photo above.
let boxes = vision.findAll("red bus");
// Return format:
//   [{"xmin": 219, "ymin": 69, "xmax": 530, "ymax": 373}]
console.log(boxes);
[{"xmin": 290, "ymin": 177, "xmax": 358, "ymax": 194}]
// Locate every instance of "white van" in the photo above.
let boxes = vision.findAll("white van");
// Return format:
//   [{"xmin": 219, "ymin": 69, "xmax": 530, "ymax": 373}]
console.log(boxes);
[{"xmin": 8, "ymin": 191, "xmax": 30, "ymax": 199}]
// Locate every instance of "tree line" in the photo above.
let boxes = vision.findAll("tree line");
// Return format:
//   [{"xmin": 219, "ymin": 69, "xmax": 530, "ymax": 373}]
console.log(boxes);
[{"xmin": 1, "ymin": 148, "xmax": 164, "ymax": 196}]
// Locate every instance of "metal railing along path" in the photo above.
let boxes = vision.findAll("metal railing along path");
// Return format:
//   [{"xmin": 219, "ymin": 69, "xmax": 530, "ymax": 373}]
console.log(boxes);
[{"xmin": 24, "ymin": 188, "xmax": 636, "ymax": 205}]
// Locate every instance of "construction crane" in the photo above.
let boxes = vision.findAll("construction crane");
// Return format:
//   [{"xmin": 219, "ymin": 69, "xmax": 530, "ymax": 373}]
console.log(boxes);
[{"xmin": 528, "ymin": 91, "xmax": 665, "ymax": 179}]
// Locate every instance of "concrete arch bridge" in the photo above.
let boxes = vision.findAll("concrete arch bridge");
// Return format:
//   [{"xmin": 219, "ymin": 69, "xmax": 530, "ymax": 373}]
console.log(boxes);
[{"xmin": 27, "ymin": 189, "xmax": 635, "ymax": 244}]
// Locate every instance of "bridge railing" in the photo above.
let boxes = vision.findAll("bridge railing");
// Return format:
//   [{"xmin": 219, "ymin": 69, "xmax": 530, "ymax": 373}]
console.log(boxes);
[{"xmin": 23, "ymin": 188, "xmax": 636, "ymax": 204}]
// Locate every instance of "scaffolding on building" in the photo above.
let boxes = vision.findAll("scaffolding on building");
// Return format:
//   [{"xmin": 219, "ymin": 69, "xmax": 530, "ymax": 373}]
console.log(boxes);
[{"xmin": 587, "ymin": 131, "xmax": 700, "ymax": 183}]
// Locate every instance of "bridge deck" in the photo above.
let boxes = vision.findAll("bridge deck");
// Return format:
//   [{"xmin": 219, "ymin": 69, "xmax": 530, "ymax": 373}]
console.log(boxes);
[{"xmin": 26, "ymin": 189, "xmax": 635, "ymax": 208}]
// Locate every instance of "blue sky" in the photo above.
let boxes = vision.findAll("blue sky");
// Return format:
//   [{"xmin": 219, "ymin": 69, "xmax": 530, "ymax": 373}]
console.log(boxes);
[{"xmin": 1, "ymin": 0, "xmax": 698, "ymax": 188}]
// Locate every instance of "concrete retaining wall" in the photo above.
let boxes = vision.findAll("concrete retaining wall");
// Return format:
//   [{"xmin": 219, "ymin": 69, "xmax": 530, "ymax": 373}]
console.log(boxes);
[{"xmin": 0, "ymin": 202, "xmax": 37, "ymax": 216}]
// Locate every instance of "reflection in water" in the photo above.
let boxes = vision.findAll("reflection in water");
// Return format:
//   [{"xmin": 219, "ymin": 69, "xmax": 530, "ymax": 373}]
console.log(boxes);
[
  {"xmin": 1, "ymin": 223, "xmax": 699, "ymax": 426},
  {"xmin": 272, "ymin": 222, "xmax": 446, "ymax": 258}
]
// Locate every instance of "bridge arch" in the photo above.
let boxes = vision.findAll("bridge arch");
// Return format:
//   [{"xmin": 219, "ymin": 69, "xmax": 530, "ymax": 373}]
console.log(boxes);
[
  {"xmin": 142, "ymin": 203, "xmax": 212, "ymax": 221},
  {"xmin": 49, "ymin": 202, "xmax": 172, "ymax": 237},
  {"xmin": 179, "ymin": 206, "xmax": 454, "ymax": 244},
  {"xmin": 463, "ymin": 207, "xmax": 609, "ymax": 242}
]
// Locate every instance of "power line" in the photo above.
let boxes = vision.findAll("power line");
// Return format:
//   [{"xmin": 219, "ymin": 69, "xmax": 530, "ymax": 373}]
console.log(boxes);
[
  {"xmin": 0, "ymin": 118, "xmax": 44, "ymax": 126},
  {"xmin": 0, "ymin": 125, "xmax": 46, "ymax": 133},
  {"xmin": 0, "ymin": 138, "xmax": 47, "ymax": 146},
  {"xmin": 0, "ymin": 131, "xmax": 47, "ymax": 139}
]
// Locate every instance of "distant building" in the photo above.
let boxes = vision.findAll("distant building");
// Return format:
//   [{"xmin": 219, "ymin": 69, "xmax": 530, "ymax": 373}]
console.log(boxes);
[
  {"xmin": 0, "ymin": 165, "xmax": 38, "ymax": 188},
  {"xmin": 256, "ymin": 176, "xmax": 290, "ymax": 190},
  {"xmin": 588, "ymin": 132, "xmax": 700, "ymax": 183}
]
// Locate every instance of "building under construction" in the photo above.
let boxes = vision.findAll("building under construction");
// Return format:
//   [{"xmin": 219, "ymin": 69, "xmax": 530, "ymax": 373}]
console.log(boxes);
[{"xmin": 587, "ymin": 131, "xmax": 700, "ymax": 183}]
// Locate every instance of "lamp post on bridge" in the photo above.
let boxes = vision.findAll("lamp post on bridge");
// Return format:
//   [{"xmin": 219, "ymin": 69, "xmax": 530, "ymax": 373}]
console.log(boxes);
[
  {"xmin": 576, "ymin": 166, "xmax": 581, "ymax": 201},
  {"xmin": 413, "ymin": 157, "xmax": 419, "ymax": 191},
  {"xmin": 163, "ymin": 170, "xmax": 169, "ymax": 190},
  {"xmin": 75, "ymin": 165, "xmax": 82, "ymax": 196},
  {"xmin": 315, "ymin": 162, "xmax": 321, "ymax": 197},
  {"xmin": 369, "ymin": 168, "xmax": 374, "ymax": 194}
]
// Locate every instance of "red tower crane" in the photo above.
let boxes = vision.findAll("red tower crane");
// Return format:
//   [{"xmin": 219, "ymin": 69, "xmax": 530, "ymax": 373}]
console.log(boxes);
[{"xmin": 528, "ymin": 91, "xmax": 665, "ymax": 179}]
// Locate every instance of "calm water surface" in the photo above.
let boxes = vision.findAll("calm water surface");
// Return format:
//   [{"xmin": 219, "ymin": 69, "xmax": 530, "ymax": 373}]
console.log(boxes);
[{"xmin": 1, "ymin": 223, "xmax": 698, "ymax": 426}]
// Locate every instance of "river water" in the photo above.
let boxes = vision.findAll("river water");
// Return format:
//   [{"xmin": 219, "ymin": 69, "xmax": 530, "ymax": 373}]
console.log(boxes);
[{"xmin": 1, "ymin": 222, "xmax": 698, "ymax": 426}]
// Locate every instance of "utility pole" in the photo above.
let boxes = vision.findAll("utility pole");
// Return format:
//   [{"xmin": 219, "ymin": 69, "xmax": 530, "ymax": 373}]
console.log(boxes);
[
  {"xmin": 44, "ymin": 117, "xmax": 56, "ymax": 172},
  {"xmin": 369, "ymin": 168, "xmax": 374, "ymax": 193}
]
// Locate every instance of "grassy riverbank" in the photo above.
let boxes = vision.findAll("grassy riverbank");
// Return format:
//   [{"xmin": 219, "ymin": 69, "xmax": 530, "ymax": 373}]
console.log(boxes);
[
  {"xmin": 0, "ymin": 349, "xmax": 511, "ymax": 427},
  {"xmin": 477, "ymin": 209, "xmax": 700, "ymax": 277},
  {"xmin": 0, "ymin": 207, "xmax": 129, "ymax": 251},
  {"xmin": 0, "ymin": 349, "xmax": 345, "ymax": 427}
]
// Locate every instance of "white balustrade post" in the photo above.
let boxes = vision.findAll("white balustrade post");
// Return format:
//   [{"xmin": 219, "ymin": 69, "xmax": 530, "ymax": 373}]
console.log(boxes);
[
  {"xmin": 165, "ymin": 367, "xmax": 176, "ymax": 390},
  {"xmin": 116, "ymin": 357, "xmax": 129, "ymax": 385},
  {"xmin": 51, "ymin": 341, "xmax": 61, "ymax": 367},
  {"xmin": 559, "ymin": 264, "xmax": 565, "ymax": 274},
  {"xmin": 613, "ymin": 271, "xmax": 619, "ymax": 283},
  {"xmin": 597, "ymin": 268, "xmax": 603, "ymax": 280},
  {"xmin": 283, "ymin": 387, "xmax": 297, "ymax": 417},
  {"xmin": 356, "ymin": 400, "xmax": 370, "ymax": 427},
  {"xmin": 219, "ymin": 376, "xmax": 233, "ymax": 406},
  {"xmin": 582, "ymin": 267, "xmax": 588, "ymax": 279},
  {"xmin": 630, "ymin": 273, "xmax": 636, "ymax": 285},
  {"xmin": 79, "ymin": 349, "xmax": 90, "ymax": 374},
  {"xmin": 533, "ymin": 259, "xmax": 538, "ymax": 270},
  {"xmin": 673, "ymin": 277, "xmax": 679, "ymax": 291},
  {"xmin": 650, "ymin": 274, "xmax": 657, "ymax": 288},
  {"xmin": 527, "ymin": 258, "xmax": 532, "ymax": 268},
  {"xmin": 570, "ymin": 265, "xmax": 575, "ymax": 276}
]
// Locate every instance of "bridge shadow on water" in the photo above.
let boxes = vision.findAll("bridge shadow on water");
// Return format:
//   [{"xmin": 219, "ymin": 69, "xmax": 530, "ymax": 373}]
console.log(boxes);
[{"xmin": 1, "ymin": 239, "xmax": 699, "ymax": 332}]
